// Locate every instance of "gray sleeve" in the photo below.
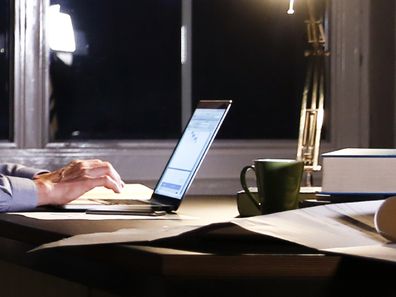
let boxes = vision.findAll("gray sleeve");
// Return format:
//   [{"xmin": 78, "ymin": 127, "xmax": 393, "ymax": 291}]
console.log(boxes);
[
  {"xmin": 0, "ymin": 175, "xmax": 38, "ymax": 212},
  {"xmin": 0, "ymin": 163, "xmax": 49, "ymax": 179},
  {"xmin": 0, "ymin": 163, "xmax": 50, "ymax": 212}
]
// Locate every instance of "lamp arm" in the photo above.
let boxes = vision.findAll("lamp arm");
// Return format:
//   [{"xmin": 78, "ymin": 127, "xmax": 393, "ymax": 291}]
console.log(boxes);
[{"xmin": 296, "ymin": 0, "xmax": 329, "ymax": 187}]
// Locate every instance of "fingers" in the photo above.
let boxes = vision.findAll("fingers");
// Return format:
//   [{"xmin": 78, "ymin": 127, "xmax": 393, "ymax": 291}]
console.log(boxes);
[
  {"xmin": 65, "ymin": 175, "xmax": 121, "ymax": 200},
  {"xmin": 60, "ymin": 159, "xmax": 124, "ymax": 192},
  {"xmin": 88, "ymin": 161, "xmax": 124, "ymax": 189},
  {"xmin": 85, "ymin": 175, "xmax": 123, "ymax": 194}
]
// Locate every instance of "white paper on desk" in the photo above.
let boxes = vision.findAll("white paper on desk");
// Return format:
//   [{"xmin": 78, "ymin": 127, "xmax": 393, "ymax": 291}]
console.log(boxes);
[
  {"xmin": 33, "ymin": 200, "xmax": 395, "ymax": 263},
  {"xmin": 31, "ymin": 225, "xmax": 201, "ymax": 252},
  {"xmin": 11, "ymin": 184, "xmax": 178, "ymax": 220},
  {"xmin": 231, "ymin": 200, "xmax": 387, "ymax": 250},
  {"xmin": 8, "ymin": 212, "xmax": 193, "ymax": 221},
  {"xmin": 70, "ymin": 183, "xmax": 153, "ymax": 204},
  {"xmin": 324, "ymin": 243, "xmax": 396, "ymax": 262}
]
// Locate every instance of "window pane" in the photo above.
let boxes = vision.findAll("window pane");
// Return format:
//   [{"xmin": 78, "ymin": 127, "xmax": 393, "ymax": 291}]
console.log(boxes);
[
  {"xmin": 0, "ymin": 0, "xmax": 11, "ymax": 140},
  {"xmin": 192, "ymin": 0, "xmax": 328, "ymax": 140},
  {"xmin": 49, "ymin": 0, "xmax": 181, "ymax": 140}
]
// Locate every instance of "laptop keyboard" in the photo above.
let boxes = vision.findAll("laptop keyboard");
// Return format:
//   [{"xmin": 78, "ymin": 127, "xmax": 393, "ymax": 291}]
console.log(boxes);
[{"xmin": 90, "ymin": 199, "xmax": 152, "ymax": 206}]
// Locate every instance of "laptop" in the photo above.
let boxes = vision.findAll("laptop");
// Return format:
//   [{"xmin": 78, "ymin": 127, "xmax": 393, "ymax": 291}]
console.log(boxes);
[{"xmin": 60, "ymin": 100, "xmax": 232, "ymax": 215}]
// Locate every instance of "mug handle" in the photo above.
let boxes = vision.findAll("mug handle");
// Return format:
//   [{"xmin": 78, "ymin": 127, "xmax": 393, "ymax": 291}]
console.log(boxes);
[{"xmin": 240, "ymin": 165, "xmax": 261, "ymax": 211}]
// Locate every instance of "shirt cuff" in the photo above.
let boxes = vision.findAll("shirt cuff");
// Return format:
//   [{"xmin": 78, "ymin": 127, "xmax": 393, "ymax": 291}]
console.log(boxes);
[{"xmin": 6, "ymin": 176, "xmax": 38, "ymax": 212}]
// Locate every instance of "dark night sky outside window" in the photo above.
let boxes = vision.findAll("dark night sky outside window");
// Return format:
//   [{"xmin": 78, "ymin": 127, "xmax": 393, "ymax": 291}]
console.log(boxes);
[
  {"xmin": 48, "ymin": 0, "xmax": 326, "ymax": 141},
  {"xmin": 193, "ymin": 0, "xmax": 311, "ymax": 139},
  {"xmin": 49, "ymin": 0, "xmax": 181, "ymax": 140}
]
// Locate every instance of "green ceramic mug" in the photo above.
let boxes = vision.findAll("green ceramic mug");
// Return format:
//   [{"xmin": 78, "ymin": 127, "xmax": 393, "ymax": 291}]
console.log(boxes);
[{"xmin": 239, "ymin": 159, "xmax": 304, "ymax": 216}]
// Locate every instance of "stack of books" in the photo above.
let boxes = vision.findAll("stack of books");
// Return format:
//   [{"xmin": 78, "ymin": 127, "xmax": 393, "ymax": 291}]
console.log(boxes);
[{"xmin": 321, "ymin": 148, "xmax": 396, "ymax": 196}]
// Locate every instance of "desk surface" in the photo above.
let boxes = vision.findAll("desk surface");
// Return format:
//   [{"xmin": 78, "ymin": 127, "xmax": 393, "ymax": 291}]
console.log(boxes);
[{"xmin": 0, "ymin": 196, "xmax": 394, "ymax": 297}]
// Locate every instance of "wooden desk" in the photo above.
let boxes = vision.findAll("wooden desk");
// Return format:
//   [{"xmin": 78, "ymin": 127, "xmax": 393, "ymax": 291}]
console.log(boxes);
[{"xmin": 0, "ymin": 196, "xmax": 394, "ymax": 297}]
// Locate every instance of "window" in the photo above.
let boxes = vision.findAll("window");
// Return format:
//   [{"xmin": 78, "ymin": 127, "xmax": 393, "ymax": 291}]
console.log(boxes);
[
  {"xmin": 0, "ymin": 0, "xmax": 374, "ymax": 194},
  {"xmin": 48, "ymin": 0, "xmax": 182, "ymax": 140},
  {"xmin": 48, "ymin": 0, "xmax": 321, "ymax": 141}
]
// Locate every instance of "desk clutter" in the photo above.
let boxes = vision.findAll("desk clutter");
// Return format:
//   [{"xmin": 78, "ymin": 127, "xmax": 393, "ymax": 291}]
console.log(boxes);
[
  {"xmin": 231, "ymin": 147, "xmax": 396, "ymax": 263},
  {"xmin": 19, "ymin": 145, "xmax": 396, "ymax": 265},
  {"xmin": 237, "ymin": 148, "xmax": 396, "ymax": 215},
  {"xmin": 30, "ymin": 198, "xmax": 396, "ymax": 264},
  {"xmin": 20, "ymin": 147, "xmax": 396, "ymax": 265}
]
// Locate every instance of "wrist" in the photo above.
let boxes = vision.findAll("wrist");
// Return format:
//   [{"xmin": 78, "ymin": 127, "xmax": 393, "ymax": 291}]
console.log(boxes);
[{"xmin": 34, "ymin": 178, "xmax": 52, "ymax": 206}]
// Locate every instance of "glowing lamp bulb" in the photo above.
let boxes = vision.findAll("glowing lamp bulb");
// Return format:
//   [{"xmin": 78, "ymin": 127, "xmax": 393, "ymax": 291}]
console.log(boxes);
[{"xmin": 287, "ymin": 0, "xmax": 295, "ymax": 14}]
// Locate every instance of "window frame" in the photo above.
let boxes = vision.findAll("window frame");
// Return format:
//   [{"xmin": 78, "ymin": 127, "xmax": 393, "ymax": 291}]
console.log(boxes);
[{"xmin": 1, "ymin": 0, "xmax": 372, "ymax": 194}]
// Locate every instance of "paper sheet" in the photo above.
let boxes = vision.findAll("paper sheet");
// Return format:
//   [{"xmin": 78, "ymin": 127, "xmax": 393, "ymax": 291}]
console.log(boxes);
[
  {"xmin": 32, "ymin": 199, "xmax": 396, "ymax": 263},
  {"xmin": 232, "ymin": 200, "xmax": 386, "ymax": 250},
  {"xmin": 9, "ymin": 183, "xmax": 179, "ymax": 220},
  {"xmin": 70, "ymin": 183, "xmax": 153, "ymax": 204},
  {"xmin": 325, "ymin": 243, "xmax": 396, "ymax": 262},
  {"xmin": 9, "ymin": 212, "xmax": 193, "ymax": 221},
  {"xmin": 30, "ymin": 225, "xmax": 201, "ymax": 252}
]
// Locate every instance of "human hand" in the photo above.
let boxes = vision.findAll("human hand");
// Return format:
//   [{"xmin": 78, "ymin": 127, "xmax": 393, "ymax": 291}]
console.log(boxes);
[{"xmin": 34, "ymin": 159, "xmax": 125, "ymax": 206}]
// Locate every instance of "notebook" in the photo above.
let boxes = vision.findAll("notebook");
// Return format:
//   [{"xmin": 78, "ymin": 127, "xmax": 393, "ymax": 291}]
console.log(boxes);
[{"xmin": 61, "ymin": 100, "xmax": 232, "ymax": 215}]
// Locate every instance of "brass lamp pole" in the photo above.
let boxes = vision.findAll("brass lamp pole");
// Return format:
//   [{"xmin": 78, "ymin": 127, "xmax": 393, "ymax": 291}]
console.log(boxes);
[{"xmin": 290, "ymin": 0, "xmax": 329, "ymax": 187}]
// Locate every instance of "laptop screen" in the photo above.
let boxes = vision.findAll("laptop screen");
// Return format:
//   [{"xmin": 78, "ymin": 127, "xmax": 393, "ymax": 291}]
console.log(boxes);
[{"xmin": 154, "ymin": 103, "xmax": 230, "ymax": 199}]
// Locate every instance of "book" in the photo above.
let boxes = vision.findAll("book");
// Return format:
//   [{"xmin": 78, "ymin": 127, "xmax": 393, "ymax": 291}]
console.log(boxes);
[{"xmin": 321, "ymin": 148, "xmax": 396, "ymax": 194}]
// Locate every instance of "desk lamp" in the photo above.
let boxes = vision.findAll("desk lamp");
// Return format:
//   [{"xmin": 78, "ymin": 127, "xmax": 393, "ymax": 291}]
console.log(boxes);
[{"xmin": 288, "ymin": 0, "xmax": 328, "ymax": 188}]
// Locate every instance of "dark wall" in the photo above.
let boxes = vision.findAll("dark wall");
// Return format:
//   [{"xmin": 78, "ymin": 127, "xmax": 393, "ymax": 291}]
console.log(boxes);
[{"xmin": 369, "ymin": 0, "xmax": 395, "ymax": 147}]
